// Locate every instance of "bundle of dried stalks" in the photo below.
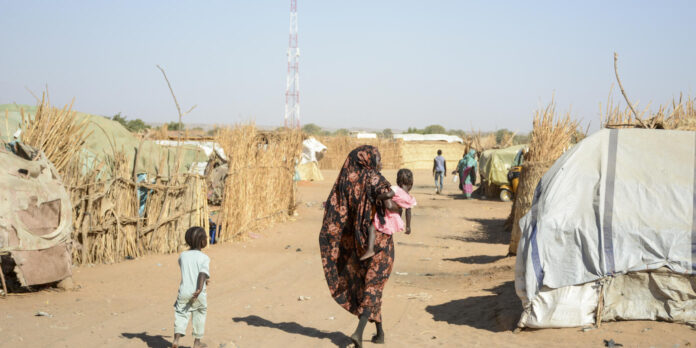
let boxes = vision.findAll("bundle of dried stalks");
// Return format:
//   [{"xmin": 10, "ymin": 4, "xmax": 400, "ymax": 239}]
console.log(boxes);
[
  {"xmin": 20, "ymin": 94, "xmax": 92, "ymax": 173},
  {"xmin": 508, "ymin": 102, "xmax": 579, "ymax": 254},
  {"xmin": 470, "ymin": 131, "xmax": 497, "ymax": 152},
  {"xmin": 602, "ymin": 94, "xmax": 696, "ymax": 131},
  {"xmin": 216, "ymin": 125, "xmax": 303, "ymax": 242},
  {"xmin": 318, "ymin": 136, "xmax": 402, "ymax": 170},
  {"xmin": 500, "ymin": 131, "xmax": 517, "ymax": 148}
]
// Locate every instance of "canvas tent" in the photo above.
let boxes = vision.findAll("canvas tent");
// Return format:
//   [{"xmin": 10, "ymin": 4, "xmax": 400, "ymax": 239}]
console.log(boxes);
[
  {"xmin": 0, "ymin": 104, "xmax": 208, "ymax": 178},
  {"xmin": 479, "ymin": 144, "xmax": 526, "ymax": 186},
  {"xmin": 0, "ymin": 144, "xmax": 72, "ymax": 287},
  {"xmin": 296, "ymin": 137, "xmax": 326, "ymax": 181},
  {"xmin": 516, "ymin": 128, "xmax": 696, "ymax": 328}
]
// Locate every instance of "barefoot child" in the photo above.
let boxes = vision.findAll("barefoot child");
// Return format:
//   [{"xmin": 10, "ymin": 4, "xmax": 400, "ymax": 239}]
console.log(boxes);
[
  {"xmin": 172, "ymin": 227, "xmax": 210, "ymax": 348},
  {"xmin": 361, "ymin": 169, "xmax": 417, "ymax": 260}
]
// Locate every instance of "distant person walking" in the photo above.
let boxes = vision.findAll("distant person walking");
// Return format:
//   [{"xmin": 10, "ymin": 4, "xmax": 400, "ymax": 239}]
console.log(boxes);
[
  {"xmin": 433, "ymin": 149, "xmax": 446, "ymax": 194},
  {"xmin": 454, "ymin": 149, "xmax": 478, "ymax": 199},
  {"xmin": 319, "ymin": 145, "xmax": 395, "ymax": 347}
]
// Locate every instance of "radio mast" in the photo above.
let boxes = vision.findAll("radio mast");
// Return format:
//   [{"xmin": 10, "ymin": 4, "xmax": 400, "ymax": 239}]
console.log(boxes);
[{"xmin": 284, "ymin": 0, "xmax": 300, "ymax": 128}]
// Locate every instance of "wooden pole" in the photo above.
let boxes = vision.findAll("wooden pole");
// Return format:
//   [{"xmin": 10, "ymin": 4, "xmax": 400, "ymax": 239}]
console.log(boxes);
[
  {"xmin": 0, "ymin": 258, "xmax": 8, "ymax": 297},
  {"xmin": 613, "ymin": 52, "xmax": 647, "ymax": 128}
]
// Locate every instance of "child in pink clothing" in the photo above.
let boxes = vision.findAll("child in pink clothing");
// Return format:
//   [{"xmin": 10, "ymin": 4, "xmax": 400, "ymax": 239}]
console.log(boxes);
[{"xmin": 361, "ymin": 169, "xmax": 416, "ymax": 260}]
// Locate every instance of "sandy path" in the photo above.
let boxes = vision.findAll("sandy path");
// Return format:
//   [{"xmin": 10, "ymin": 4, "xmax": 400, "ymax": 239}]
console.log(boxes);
[{"xmin": 1, "ymin": 169, "xmax": 694, "ymax": 347}]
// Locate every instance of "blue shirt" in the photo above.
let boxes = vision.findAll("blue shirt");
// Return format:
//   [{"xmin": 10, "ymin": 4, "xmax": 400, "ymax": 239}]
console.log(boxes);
[{"xmin": 434, "ymin": 155, "xmax": 445, "ymax": 172}]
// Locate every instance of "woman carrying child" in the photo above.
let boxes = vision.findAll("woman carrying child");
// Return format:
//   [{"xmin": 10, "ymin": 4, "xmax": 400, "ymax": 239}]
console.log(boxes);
[{"xmin": 319, "ymin": 145, "xmax": 399, "ymax": 347}]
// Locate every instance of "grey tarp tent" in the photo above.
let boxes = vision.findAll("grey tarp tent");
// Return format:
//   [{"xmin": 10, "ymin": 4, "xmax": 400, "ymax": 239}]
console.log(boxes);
[
  {"xmin": 0, "ymin": 146, "xmax": 73, "ymax": 287},
  {"xmin": 516, "ymin": 128, "xmax": 696, "ymax": 328}
]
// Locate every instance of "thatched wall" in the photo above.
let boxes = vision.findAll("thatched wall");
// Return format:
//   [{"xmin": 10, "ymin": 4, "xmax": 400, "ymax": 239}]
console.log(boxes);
[
  {"xmin": 216, "ymin": 125, "xmax": 303, "ymax": 242},
  {"xmin": 401, "ymin": 142, "xmax": 467, "ymax": 170},
  {"xmin": 318, "ymin": 136, "xmax": 402, "ymax": 170},
  {"xmin": 318, "ymin": 136, "xmax": 466, "ymax": 170}
]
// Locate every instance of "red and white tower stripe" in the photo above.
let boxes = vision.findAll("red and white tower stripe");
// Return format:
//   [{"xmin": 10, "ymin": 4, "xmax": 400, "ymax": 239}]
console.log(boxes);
[{"xmin": 284, "ymin": 0, "xmax": 300, "ymax": 128}]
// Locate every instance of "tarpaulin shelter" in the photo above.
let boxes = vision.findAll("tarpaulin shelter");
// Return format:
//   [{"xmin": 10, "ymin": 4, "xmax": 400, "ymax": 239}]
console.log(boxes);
[
  {"xmin": 479, "ymin": 144, "xmax": 526, "ymax": 186},
  {"xmin": 0, "ymin": 143, "xmax": 72, "ymax": 287},
  {"xmin": 0, "ymin": 104, "xmax": 208, "ymax": 179},
  {"xmin": 296, "ymin": 137, "xmax": 326, "ymax": 181},
  {"xmin": 516, "ymin": 128, "xmax": 696, "ymax": 328}
]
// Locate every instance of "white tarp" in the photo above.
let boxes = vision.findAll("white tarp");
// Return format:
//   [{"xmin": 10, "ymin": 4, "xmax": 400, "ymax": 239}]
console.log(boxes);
[
  {"xmin": 354, "ymin": 132, "xmax": 377, "ymax": 139},
  {"xmin": 300, "ymin": 137, "xmax": 327, "ymax": 165},
  {"xmin": 393, "ymin": 133, "xmax": 464, "ymax": 143},
  {"xmin": 297, "ymin": 137, "xmax": 326, "ymax": 181},
  {"xmin": 515, "ymin": 128, "xmax": 696, "ymax": 328},
  {"xmin": 155, "ymin": 140, "xmax": 227, "ymax": 161},
  {"xmin": 155, "ymin": 140, "xmax": 227, "ymax": 175}
]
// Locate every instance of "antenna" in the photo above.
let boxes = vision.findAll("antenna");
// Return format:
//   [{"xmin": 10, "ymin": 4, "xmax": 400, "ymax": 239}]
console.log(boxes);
[{"xmin": 284, "ymin": 0, "xmax": 300, "ymax": 128}]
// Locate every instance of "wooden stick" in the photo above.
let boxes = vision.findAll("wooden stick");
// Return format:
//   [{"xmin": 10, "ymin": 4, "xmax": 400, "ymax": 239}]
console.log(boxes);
[
  {"xmin": 0, "ymin": 259, "xmax": 7, "ymax": 297},
  {"xmin": 613, "ymin": 52, "xmax": 647, "ymax": 128}
]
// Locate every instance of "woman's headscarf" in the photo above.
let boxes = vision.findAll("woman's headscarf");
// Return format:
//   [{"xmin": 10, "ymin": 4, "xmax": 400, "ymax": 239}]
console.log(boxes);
[{"xmin": 464, "ymin": 149, "xmax": 477, "ymax": 167}]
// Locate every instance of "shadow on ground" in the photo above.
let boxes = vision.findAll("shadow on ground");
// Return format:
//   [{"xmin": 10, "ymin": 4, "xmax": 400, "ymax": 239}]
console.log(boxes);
[
  {"xmin": 441, "ymin": 218, "xmax": 509, "ymax": 244},
  {"xmin": 233, "ymin": 315, "xmax": 351, "ymax": 347},
  {"xmin": 121, "ymin": 332, "xmax": 175, "ymax": 348},
  {"xmin": 444, "ymin": 254, "xmax": 507, "ymax": 264},
  {"xmin": 425, "ymin": 281, "xmax": 522, "ymax": 332}
]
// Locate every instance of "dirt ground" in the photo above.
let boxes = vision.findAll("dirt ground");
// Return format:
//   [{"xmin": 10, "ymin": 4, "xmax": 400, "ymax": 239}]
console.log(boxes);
[{"xmin": 1, "ymin": 169, "xmax": 694, "ymax": 348}]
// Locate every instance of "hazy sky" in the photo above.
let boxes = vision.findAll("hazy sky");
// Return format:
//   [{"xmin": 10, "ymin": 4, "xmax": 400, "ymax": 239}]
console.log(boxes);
[{"xmin": 1, "ymin": 1, "xmax": 694, "ymax": 132}]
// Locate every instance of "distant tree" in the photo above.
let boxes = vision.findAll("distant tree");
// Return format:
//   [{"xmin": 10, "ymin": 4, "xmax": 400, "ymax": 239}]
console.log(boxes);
[
  {"xmin": 126, "ymin": 119, "xmax": 150, "ymax": 133},
  {"xmin": 111, "ymin": 113, "xmax": 150, "ymax": 133},
  {"xmin": 381, "ymin": 128, "xmax": 393, "ymax": 138},
  {"xmin": 423, "ymin": 124, "xmax": 446, "ymax": 134},
  {"xmin": 334, "ymin": 128, "xmax": 350, "ymax": 136},
  {"xmin": 302, "ymin": 123, "xmax": 322, "ymax": 135},
  {"xmin": 111, "ymin": 113, "xmax": 128, "ymax": 128},
  {"xmin": 167, "ymin": 122, "xmax": 183, "ymax": 131},
  {"xmin": 406, "ymin": 127, "xmax": 423, "ymax": 134},
  {"xmin": 495, "ymin": 128, "xmax": 513, "ymax": 144}
]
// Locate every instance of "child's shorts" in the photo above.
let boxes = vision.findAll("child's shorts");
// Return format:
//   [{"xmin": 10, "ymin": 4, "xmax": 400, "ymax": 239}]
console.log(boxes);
[{"xmin": 174, "ymin": 295, "xmax": 207, "ymax": 339}]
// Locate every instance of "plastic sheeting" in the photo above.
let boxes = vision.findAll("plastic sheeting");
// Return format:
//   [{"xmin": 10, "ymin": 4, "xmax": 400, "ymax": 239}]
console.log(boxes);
[
  {"xmin": 479, "ymin": 145, "xmax": 526, "ymax": 186},
  {"xmin": 300, "ymin": 137, "xmax": 327, "ymax": 165},
  {"xmin": 393, "ymin": 133, "xmax": 464, "ymax": 143},
  {"xmin": 0, "ymin": 147, "xmax": 73, "ymax": 286},
  {"xmin": 516, "ymin": 128, "xmax": 696, "ymax": 328}
]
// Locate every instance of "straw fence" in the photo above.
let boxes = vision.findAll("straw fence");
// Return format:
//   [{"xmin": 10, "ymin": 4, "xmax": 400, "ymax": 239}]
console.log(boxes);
[
  {"xmin": 508, "ymin": 103, "xmax": 578, "ymax": 255},
  {"xmin": 318, "ymin": 136, "xmax": 402, "ymax": 170},
  {"xmin": 20, "ymin": 97, "xmax": 209, "ymax": 264},
  {"xmin": 401, "ymin": 142, "xmax": 467, "ymax": 170},
  {"xmin": 216, "ymin": 125, "xmax": 303, "ymax": 242},
  {"xmin": 319, "ymin": 136, "xmax": 474, "ymax": 170}
]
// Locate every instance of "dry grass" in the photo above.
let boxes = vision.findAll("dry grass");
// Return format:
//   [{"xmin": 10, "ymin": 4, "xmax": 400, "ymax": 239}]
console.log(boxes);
[
  {"xmin": 602, "ymin": 94, "xmax": 696, "ymax": 130},
  {"xmin": 19, "ymin": 94, "xmax": 92, "ymax": 173},
  {"xmin": 526, "ymin": 104, "xmax": 579, "ymax": 162},
  {"xmin": 216, "ymin": 125, "xmax": 303, "ymax": 242},
  {"xmin": 508, "ymin": 101, "xmax": 579, "ymax": 254},
  {"xmin": 469, "ymin": 131, "xmax": 498, "ymax": 153}
]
